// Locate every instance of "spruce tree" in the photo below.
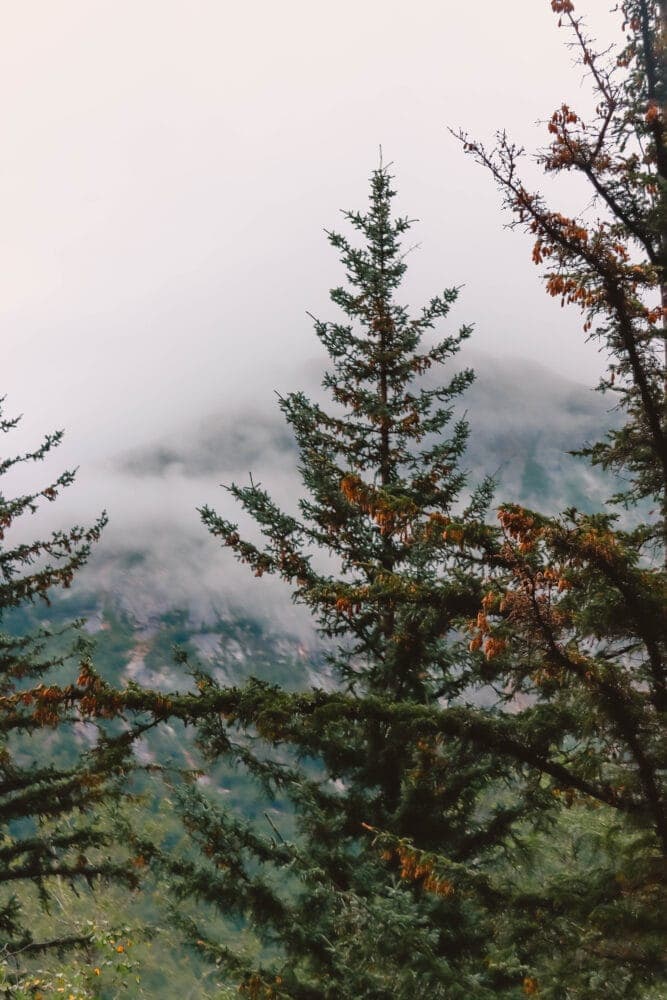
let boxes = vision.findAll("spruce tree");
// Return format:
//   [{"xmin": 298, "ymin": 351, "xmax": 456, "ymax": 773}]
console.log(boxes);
[
  {"xmin": 134, "ymin": 166, "xmax": 524, "ymax": 998},
  {"xmin": 448, "ymin": 2, "xmax": 667, "ymax": 993},
  {"xmin": 0, "ymin": 399, "xmax": 138, "ymax": 968},
  {"xmin": 200, "ymin": 165, "xmax": 495, "ymax": 843}
]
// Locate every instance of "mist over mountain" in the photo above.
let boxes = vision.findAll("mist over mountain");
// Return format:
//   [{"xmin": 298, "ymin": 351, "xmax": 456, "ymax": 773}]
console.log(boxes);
[
  {"xmin": 115, "ymin": 352, "xmax": 611, "ymax": 500},
  {"xmin": 55, "ymin": 352, "xmax": 614, "ymax": 639}
]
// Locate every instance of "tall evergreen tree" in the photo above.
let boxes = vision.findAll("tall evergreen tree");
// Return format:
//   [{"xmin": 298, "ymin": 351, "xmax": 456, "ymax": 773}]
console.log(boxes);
[
  {"xmin": 131, "ymin": 167, "xmax": 527, "ymax": 997},
  {"xmin": 201, "ymin": 166, "xmax": 495, "ymax": 841},
  {"xmin": 0, "ymin": 399, "xmax": 138, "ymax": 970},
  {"xmin": 446, "ymin": 2, "xmax": 667, "ymax": 993}
]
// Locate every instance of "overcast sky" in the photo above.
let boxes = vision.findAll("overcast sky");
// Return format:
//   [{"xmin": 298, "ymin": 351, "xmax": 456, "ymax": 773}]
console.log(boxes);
[{"xmin": 3, "ymin": 1, "xmax": 618, "ymax": 467}]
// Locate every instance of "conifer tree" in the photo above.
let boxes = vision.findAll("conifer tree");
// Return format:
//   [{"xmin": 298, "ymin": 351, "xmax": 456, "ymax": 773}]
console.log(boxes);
[
  {"xmin": 133, "ymin": 166, "xmax": 526, "ymax": 997},
  {"xmin": 0, "ymin": 399, "xmax": 138, "ymax": 968},
  {"xmin": 445, "ymin": 2, "xmax": 667, "ymax": 993}
]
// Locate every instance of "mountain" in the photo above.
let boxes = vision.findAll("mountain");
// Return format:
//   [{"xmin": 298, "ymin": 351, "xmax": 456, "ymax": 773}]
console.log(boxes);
[
  {"xmin": 21, "ymin": 353, "xmax": 613, "ymax": 716},
  {"xmin": 72, "ymin": 352, "xmax": 614, "ymax": 637}
]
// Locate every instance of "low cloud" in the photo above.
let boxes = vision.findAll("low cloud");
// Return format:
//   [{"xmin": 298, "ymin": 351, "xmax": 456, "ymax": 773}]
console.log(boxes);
[{"xmin": 4, "ymin": 352, "xmax": 614, "ymax": 638}]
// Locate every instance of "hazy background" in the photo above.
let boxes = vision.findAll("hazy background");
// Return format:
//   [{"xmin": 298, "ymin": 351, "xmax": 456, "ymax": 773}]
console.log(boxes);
[{"xmin": 1, "ymin": 2, "xmax": 620, "ymax": 624}]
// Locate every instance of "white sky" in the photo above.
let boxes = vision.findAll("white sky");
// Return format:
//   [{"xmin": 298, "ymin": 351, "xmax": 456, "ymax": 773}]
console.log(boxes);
[{"xmin": 2, "ymin": 1, "xmax": 619, "ymax": 465}]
